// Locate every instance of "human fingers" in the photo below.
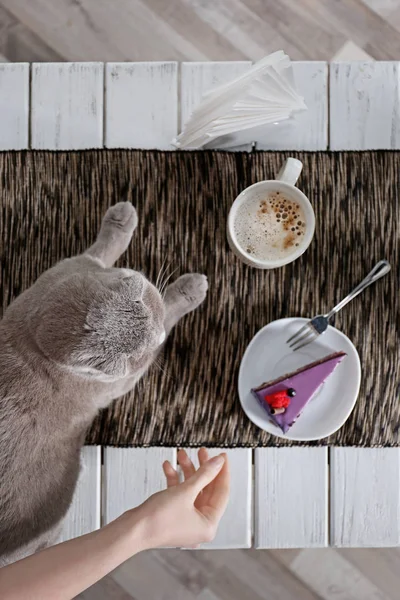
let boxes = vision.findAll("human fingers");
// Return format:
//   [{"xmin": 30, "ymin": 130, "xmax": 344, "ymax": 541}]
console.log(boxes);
[
  {"xmin": 177, "ymin": 449, "xmax": 196, "ymax": 481},
  {"xmin": 195, "ymin": 449, "xmax": 211, "ymax": 507},
  {"xmin": 198, "ymin": 447, "xmax": 209, "ymax": 466},
  {"xmin": 162, "ymin": 460, "xmax": 179, "ymax": 487},
  {"xmin": 185, "ymin": 454, "xmax": 225, "ymax": 498},
  {"xmin": 204, "ymin": 454, "xmax": 230, "ymax": 520}
]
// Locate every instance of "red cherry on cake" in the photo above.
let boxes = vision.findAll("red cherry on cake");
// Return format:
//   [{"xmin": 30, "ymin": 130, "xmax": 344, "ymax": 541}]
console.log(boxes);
[{"xmin": 264, "ymin": 390, "xmax": 291, "ymax": 409}]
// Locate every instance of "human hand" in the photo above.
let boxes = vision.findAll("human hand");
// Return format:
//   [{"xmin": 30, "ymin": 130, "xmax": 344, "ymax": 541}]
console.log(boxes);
[
  {"xmin": 0, "ymin": 451, "xmax": 227, "ymax": 600},
  {"xmin": 129, "ymin": 448, "xmax": 229, "ymax": 549}
]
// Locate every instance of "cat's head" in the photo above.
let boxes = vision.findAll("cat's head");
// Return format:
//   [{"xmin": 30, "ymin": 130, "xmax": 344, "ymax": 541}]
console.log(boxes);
[{"xmin": 32, "ymin": 267, "xmax": 165, "ymax": 381}]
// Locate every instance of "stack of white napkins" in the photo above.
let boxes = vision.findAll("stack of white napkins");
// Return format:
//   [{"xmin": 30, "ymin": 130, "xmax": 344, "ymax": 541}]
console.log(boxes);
[{"xmin": 173, "ymin": 51, "xmax": 307, "ymax": 149}]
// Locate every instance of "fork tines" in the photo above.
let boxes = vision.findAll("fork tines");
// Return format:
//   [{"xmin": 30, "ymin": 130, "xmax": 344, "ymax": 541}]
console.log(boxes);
[{"xmin": 287, "ymin": 322, "xmax": 319, "ymax": 352}]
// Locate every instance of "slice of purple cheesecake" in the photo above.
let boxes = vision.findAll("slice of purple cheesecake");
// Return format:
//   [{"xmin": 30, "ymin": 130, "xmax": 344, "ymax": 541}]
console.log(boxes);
[{"xmin": 252, "ymin": 351, "xmax": 346, "ymax": 433}]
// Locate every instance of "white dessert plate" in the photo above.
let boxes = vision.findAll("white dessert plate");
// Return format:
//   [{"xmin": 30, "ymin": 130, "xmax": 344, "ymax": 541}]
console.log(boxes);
[{"xmin": 238, "ymin": 317, "xmax": 361, "ymax": 441}]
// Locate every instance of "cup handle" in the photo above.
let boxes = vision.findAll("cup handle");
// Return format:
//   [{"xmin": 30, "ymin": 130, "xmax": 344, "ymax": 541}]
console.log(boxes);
[{"xmin": 276, "ymin": 158, "xmax": 303, "ymax": 186}]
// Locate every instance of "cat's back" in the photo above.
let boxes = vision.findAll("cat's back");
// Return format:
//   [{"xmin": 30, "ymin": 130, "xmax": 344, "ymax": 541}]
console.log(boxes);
[{"xmin": 0, "ymin": 323, "xmax": 83, "ymax": 557}]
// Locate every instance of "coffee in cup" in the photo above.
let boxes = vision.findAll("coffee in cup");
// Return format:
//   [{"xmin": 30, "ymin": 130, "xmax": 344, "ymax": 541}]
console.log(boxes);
[
  {"xmin": 233, "ymin": 191, "xmax": 307, "ymax": 262},
  {"xmin": 227, "ymin": 158, "xmax": 315, "ymax": 269}
]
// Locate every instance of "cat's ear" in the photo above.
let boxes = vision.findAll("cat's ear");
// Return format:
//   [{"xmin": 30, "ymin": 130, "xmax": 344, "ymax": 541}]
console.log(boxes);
[{"xmin": 69, "ymin": 349, "xmax": 128, "ymax": 381}]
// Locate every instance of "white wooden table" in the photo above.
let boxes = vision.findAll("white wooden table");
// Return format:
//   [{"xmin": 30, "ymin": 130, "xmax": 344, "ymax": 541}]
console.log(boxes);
[{"xmin": 1, "ymin": 61, "xmax": 399, "ymax": 549}]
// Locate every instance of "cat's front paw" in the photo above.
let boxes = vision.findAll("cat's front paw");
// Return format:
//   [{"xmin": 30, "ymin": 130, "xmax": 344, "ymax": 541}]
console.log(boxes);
[
  {"xmin": 103, "ymin": 202, "xmax": 138, "ymax": 234},
  {"xmin": 166, "ymin": 273, "xmax": 208, "ymax": 314}
]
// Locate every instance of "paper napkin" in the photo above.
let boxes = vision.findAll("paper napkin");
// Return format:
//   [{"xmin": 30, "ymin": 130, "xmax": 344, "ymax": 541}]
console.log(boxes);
[{"xmin": 173, "ymin": 51, "xmax": 307, "ymax": 149}]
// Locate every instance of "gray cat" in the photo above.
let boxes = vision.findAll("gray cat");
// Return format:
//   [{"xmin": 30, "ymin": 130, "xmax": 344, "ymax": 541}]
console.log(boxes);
[{"xmin": 0, "ymin": 202, "xmax": 208, "ymax": 566}]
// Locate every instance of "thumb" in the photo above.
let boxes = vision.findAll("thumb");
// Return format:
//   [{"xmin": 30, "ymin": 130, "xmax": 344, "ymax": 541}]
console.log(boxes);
[{"xmin": 186, "ymin": 455, "xmax": 225, "ymax": 496}]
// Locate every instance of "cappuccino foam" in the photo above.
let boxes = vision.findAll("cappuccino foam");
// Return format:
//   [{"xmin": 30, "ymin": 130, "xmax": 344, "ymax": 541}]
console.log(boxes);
[{"xmin": 234, "ymin": 192, "xmax": 306, "ymax": 262}]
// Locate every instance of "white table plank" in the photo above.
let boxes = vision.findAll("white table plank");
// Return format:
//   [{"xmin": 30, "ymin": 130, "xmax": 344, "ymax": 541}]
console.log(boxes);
[
  {"xmin": 331, "ymin": 448, "xmax": 400, "ymax": 547},
  {"xmin": 31, "ymin": 62, "xmax": 104, "ymax": 149},
  {"xmin": 255, "ymin": 61, "xmax": 328, "ymax": 150},
  {"xmin": 59, "ymin": 446, "xmax": 101, "ymax": 542},
  {"xmin": 180, "ymin": 61, "xmax": 252, "ymax": 150},
  {"xmin": 254, "ymin": 447, "xmax": 328, "ymax": 548},
  {"xmin": 0, "ymin": 63, "xmax": 29, "ymax": 150},
  {"xmin": 105, "ymin": 62, "xmax": 178, "ymax": 149},
  {"xmin": 330, "ymin": 62, "xmax": 400, "ymax": 149},
  {"xmin": 329, "ymin": 60, "xmax": 400, "ymax": 548},
  {"xmin": 103, "ymin": 448, "xmax": 176, "ymax": 524},
  {"xmin": 182, "ymin": 448, "xmax": 252, "ymax": 549}
]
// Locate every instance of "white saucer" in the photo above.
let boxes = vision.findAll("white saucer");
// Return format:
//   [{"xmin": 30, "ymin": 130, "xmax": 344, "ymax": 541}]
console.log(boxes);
[{"xmin": 238, "ymin": 317, "xmax": 361, "ymax": 441}]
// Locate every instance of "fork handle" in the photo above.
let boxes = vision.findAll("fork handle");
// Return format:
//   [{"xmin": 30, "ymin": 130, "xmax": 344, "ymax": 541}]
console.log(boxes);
[{"xmin": 326, "ymin": 260, "xmax": 391, "ymax": 320}]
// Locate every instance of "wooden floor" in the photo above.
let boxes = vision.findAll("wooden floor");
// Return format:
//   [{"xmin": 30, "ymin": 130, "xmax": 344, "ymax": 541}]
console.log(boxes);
[
  {"xmin": 1, "ymin": 0, "xmax": 400, "ymax": 62},
  {"xmin": 76, "ymin": 547, "xmax": 400, "ymax": 600},
  {"xmin": 2, "ymin": 1, "xmax": 400, "ymax": 598}
]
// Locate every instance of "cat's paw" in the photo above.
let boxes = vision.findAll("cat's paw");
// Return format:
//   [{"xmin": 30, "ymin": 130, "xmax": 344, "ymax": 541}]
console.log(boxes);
[
  {"xmin": 166, "ymin": 273, "xmax": 208, "ymax": 314},
  {"xmin": 103, "ymin": 202, "xmax": 138, "ymax": 234}
]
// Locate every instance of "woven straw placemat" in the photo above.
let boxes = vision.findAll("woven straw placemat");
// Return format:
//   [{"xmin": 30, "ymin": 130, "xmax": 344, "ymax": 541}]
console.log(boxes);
[{"xmin": 0, "ymin": 150, "xmax": 398, "ymax": 447}]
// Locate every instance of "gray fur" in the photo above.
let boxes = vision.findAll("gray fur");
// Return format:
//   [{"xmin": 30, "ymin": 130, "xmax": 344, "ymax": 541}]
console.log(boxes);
[{"xmin": 0, "ymin": 202, "xmax": 208, "ymax": 564}]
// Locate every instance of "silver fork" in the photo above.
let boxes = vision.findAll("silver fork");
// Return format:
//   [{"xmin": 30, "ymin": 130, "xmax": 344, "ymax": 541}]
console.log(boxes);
[{"xmin": 286, "ymin": 260, "xmax": 391, "ymax": 352}]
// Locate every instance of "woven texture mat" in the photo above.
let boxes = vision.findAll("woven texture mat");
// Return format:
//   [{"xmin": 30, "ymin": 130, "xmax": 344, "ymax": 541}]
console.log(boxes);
[{"xmin": 0, "ymin": 151, "xmax": 398, "ymax": 447}]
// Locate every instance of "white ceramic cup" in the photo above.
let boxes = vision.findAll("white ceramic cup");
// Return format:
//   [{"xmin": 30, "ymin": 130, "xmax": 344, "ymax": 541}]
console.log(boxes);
[{"xmin": 227, "ymin": 158, "xmax": 315, "ymax": 269}]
